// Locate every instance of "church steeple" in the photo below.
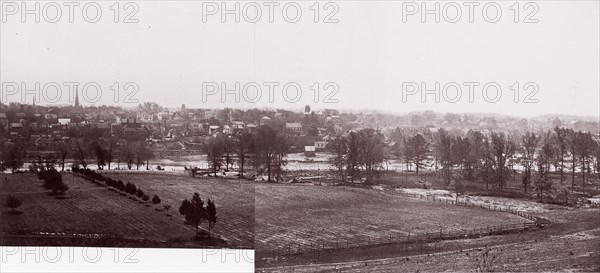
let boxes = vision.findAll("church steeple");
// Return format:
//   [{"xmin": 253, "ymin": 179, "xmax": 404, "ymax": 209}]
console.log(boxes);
[{"xmin": 74, "ymin": 87, "xmax": 80, "ymax": 108}]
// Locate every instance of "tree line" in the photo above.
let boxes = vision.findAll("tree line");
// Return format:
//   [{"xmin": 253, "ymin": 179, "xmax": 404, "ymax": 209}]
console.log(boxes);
[
  {"xmin": 388, "ymin": 126, "xmax": 600, "ymax": 199},
  {"xmin": 0, "ymin": 137, "xmax": 154, "ymax": 172},
  {"xmin": 199, "ymin": 125, "xmax": 290, "ymax": 182}
]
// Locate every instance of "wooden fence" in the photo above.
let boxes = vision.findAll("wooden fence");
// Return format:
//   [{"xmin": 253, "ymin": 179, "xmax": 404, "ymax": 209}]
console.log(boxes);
[{"xmin": 256, "ymin": 221, "xmax": 538, "ymax": 261}]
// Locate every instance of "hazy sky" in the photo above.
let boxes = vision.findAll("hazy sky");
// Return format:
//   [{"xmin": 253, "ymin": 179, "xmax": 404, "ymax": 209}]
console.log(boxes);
[{"xmin": 1, "ymin": 1, "xmax": 598, "ymax": 117}]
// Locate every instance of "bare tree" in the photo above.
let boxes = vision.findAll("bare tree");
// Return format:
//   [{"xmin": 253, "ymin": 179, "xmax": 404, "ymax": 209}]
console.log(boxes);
[
  {"xmin": 535, "ymin": 134, "xmax": 555, "ymax": 201},
  {"xmin": 1, "ymin": 141, "xmax": 25, "ymax": 173},
  {"xmin": 222, "ymin": 136, "xmax": 235, "ymax": 171},
  {"xmin": 552, "ymin": 126, "xmax": 569, "ymax": 184},
  {"xmin": 91, "ymin": 140, "xmax": 106, "ymax": 170},
  {"xmin": 405, "ymin": 134, "xmax": 430, "ymax": 175},
  {"xmin": 204, "ymin": 137, "xmax": 224, "ymax": 175},
  {"xmin": 467, "ymin": 130, "xmax": 486, "ymax": 182},
  {"xmin": 519, "ymin": 132, "xmax": 539, "ymax": 194},
  {"xmin": 236, "ymin": 131, "xmax": 254, "ymax": 178},
  {"xmin": 254, "ymin": 125, "xmax": 289, "ymax": 181},
  {"xmin": 73, "ymin": 138, "xmax": 88, "ymax": 169},
  {"xmin": 357, "ymin": 129, "xmax": 385, "ymax": 184},
  {"xmin": 574, "ymin": 131, "xmax": 596, "ymax": 193},
  {"xmin": 328, "ymin": 136, "xmax": 347, "ymax": 183},
  {"xmin": 346, "ymin": 131, "xmax": 361, "ymax": 182},
  {"xmin": 56, "ymin": 141, "xmax": 70, "ymax": 171},
  {"xmin": 486, "ymin": 132, "xmax": 516, "ymax": 191},
  {"xmin": 434, "ymin": 129, "xmax": 455, "ymax": 186},
  {"xmin": 121, "ymin": 145, "xmax": 136, "ymax": 170}
]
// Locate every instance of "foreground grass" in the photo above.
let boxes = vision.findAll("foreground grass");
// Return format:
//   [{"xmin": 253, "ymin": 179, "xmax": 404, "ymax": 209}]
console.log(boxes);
[{"xmin": 0, "ymin": 173, "xmax": 253, "ymax": 248}]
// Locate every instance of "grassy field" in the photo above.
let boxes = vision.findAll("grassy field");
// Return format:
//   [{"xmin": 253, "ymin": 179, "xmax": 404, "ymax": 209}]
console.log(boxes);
[
  {"xmin": 0, "ymin": 172, "xmax": 254, "ymax": 248},
  {"xmin": 258, "ymin": 209, "xmax": 600, "ymax": 272},
  {"xmin": 255, "ymin": 183, "xmax": 526, "ymax": 251}
]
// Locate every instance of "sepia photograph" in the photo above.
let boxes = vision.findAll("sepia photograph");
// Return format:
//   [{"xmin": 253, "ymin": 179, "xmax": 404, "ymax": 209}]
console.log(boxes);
[{"xmin": 1, "ymin": 1, "xmax": 599, "ymax": 272}]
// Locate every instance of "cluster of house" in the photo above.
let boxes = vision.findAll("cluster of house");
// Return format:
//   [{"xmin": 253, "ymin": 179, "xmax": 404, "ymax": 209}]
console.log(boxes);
[
  {"xmin": 4, "ymin": 102, "xmax": 596, "ymax": 153},
  {"xmin": 0, "ymin": 104, "xmax": 347, "ymax": 153}
]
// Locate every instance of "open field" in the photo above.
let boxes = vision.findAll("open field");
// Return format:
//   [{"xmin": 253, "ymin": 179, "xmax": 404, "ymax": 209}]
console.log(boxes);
[
  {"xmin": 0, "ymin": 172, "xmax": 253, "ymax": 248},
  {"xmin": 258, "ymin": 208, "xmax": 600, "ymax": 272},
  {"xmin": 255, "ymin": 184, "xmax": 527, "ymax": 251},
  {"xmin": 98, "ymin": 171, "xmax": 255, "ymax": 248}
]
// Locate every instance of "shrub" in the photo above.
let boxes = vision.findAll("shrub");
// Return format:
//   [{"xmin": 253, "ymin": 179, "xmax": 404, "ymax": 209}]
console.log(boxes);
[
  {"xmin": 5, "ymin": 195, "xmax": 22, "ymax": 212},
  {"xmin": 152, "ymin": 195, "xmax": 161, "ymax": 204},
  {"xmin": 466, "ymin": 247, "xmax": 502, "ymax": 272},
  {"xmin": 179, "ymin": 199, "xmax": 191, "ymax": 216},
  {"xmin": 117, "ymin": 180, "xmax": 126, "ymax": 191},
  {"xmin": 51, "ymin": 180, "xmax": 69, "ymax": 196},
  {"xmin": 180, "ymin": 193, "xmax": 207, "ymax": 236},
  {"xmin": 142, "ymin": 194, "xmax": 150, "ymax": 201},
  {"xmin": 206, "ymin": 198, "xmax": 217, "ymax": 236},
  {"xmin": 125, "ymin": 183, "xmax": 137, "ymax": 195},
  {"xmin": 39, "ymin": 169, "xmax": 68, "ymax": 195},
  {"xmin": 136, "ymin": 189, "xmax": 145, "ymax": 198}
]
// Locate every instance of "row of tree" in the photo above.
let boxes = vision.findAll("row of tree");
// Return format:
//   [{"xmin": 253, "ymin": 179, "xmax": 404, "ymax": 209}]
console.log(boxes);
[
  {"xmin": 388, "ymin": 126, "xmax": 600, "ymax": 198},
  {"xmin": 0, "ymin": 137, "xmax": 153, "ymax": 173},
  {"xmin": 178, "ymin": 193, "xmax": 218, "ymax": 237},
  {"xmin": 73, "ymin": 138, "xmax": 153, "ymax": 171},
  {"xmin": 74, "ymin": 167, "xmax": 162, "ymax": 204},
  {"xmin": 201, "ymin": 125, "xmax": 290, "ymax": 182},
  {"xmin": 328, "ymin": 128, "xmax": 386, "ymax": 184}
]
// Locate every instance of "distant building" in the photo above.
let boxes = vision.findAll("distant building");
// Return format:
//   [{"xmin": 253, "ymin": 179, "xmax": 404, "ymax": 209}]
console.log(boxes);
[
  {"xmin": 326, "ymin": 115, "xmax": 341, "ymax": 124},
  {"xmin": 58, "ymin": 118, "xmax": 71, "ymax": 125},
  {"xmin": 222, "ymin": 125, "xmax": 233, "ymax": 135},
  {"xmin": 315, "ymin": 141, "xmax": 327, "ymax": 150},
  {"xmin": 122, "ymin": 118, "xmax": 149, "ymax": 141},
  {"xmin": 0, "ymin": 113, "xmax": 7, "ymax": 129},
  {"xmin": 260, "ymin": 116, "xmax": 271, "ymax": 125},
  {"xmin": 246, "ymin": 123, "xmax": 257, "ymax": 132},
  {"xmin": 208, "ymin": 125, "xmax": 220, "ymax": 135},
  {"xmin": 204, "ymin": 109, "xmax": 218, "ymax": 119},
  {"xmin": 285, "ymin": 122, "xmax": 303, "ymax": 133},
  {"xmin": 231, "ymin": 121, "xmax": 245, "ymax": 130},
  {"xmin": 10, "ymin": 123, "xmax": 23, "ymax": 136}
]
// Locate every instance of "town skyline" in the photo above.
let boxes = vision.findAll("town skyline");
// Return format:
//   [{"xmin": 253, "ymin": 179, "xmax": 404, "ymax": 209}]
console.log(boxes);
[{"xmin": 2, "ymin": 97, "xmax": 599, "ymax": 122}]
